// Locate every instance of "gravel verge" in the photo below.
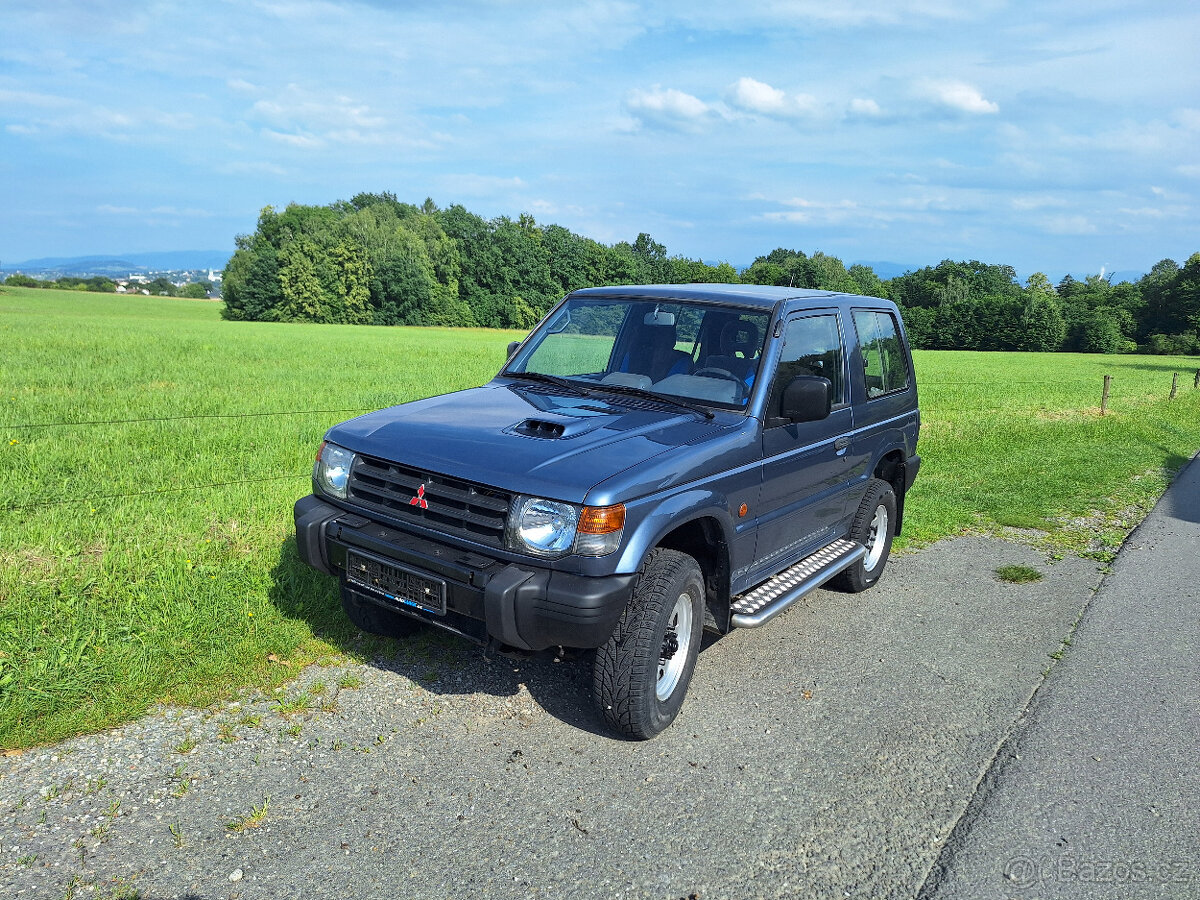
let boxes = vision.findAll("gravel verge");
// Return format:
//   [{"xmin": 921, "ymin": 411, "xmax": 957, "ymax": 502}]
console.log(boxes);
[{"xmin": 2, "ymin": 537, "xmax": 1101, "ymax": 900}]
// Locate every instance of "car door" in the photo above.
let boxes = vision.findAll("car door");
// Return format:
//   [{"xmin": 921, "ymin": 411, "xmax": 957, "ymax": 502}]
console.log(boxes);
[
  {"xmin": 750, "ymin": 310, "xmax": 854, "ymax": 580},
  {"xmin": 844, "ymin": 306, "xmax": 919, "ymax": 509}
]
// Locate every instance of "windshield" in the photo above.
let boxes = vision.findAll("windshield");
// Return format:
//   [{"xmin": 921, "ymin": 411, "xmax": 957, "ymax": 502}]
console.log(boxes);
[{"xmin": 504, "ymin": 297, "xmax": 771, "ymax": 409}]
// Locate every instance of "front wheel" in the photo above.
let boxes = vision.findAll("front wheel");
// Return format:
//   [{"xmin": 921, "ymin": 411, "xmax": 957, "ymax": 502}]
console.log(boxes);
[
  {"xmin": 593, "ymin": 549, "xmax": 705, "ymax": 740},
  {"xmin": 832, "ymin": 478, "xmax": 897, "ymax": 593}
]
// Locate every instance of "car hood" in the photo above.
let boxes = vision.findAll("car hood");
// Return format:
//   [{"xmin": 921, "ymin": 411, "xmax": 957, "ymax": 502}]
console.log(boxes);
[{"xmin": 325, "ymin": 381, "xmax": 737, "ymax": 504}]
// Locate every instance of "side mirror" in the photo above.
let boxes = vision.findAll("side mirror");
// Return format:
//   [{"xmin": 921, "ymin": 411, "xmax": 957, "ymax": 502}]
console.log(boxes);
[
  {"xmin": 780, "ymin": 375, "xmax": 832, "ymax": 423},
  {"xmin": 507, "ymin": 340, "xmax": 521, "ymax": 358}
]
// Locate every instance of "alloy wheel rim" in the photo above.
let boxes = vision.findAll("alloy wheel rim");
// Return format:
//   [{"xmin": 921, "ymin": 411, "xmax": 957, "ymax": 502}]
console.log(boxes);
[
  {"xmin": 657, "ymin": 593, "xmax": 693, "ymax": 701},
  {"xmin": 863, "ymin": 504, "xmax": 888, "ymax": 571}
]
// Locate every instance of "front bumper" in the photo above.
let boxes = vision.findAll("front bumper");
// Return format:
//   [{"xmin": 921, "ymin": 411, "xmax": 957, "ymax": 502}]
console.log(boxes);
[{"xmin": 294, "ymin": 495, "xmax": 635, "ymax": 651}]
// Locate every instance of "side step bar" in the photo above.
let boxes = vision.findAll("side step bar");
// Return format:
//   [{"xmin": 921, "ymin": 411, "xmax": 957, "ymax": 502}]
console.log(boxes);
[{"xmin": 730, "ymin": 538, "xmax": 865, "ymax": 628}]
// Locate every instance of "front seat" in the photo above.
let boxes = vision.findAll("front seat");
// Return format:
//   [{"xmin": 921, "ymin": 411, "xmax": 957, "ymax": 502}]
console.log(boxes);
[
  {"xmin": 701, "ymin": 319, "xmax": 761, "ymax": 389},
  {"xmin": 618, "ymin": 322, "xmax": 691, "ymax": 382}
]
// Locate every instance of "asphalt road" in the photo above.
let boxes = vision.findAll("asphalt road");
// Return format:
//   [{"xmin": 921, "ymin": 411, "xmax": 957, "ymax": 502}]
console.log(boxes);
[
  {"xmin": 2, "ymin": 533, "xmax": 1105, "ymax": 900},
  {"xmin": 922, "ymin": 455, "xmax": 1200, "ymax": 900}
]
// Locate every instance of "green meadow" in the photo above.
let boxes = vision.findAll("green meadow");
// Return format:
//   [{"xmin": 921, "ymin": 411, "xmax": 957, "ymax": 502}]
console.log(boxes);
[{"xmin": 2, "ymin": 286, "xmax": 1199, "ymax": 748}]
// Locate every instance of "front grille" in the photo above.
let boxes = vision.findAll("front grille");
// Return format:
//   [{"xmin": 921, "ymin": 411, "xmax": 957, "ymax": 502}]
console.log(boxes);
[{"xmin": 347, "ymin": 454, "xmax": 511, "ymax": 547}]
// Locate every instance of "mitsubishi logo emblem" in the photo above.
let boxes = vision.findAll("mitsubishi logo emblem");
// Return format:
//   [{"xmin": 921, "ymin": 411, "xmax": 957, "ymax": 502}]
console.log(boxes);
[{"xmin": 409, "ymin": 484, "xmax": 429, "ymax": 509}]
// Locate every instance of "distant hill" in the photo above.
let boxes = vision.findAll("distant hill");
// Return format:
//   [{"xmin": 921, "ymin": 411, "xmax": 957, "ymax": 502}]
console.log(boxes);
[
  {"xmin": 3, "ymin": 251, "xmax": 233, "ymax": 277},
  {"xmin": 2, "ymin": 251, "xmax": 1147, "ymax": 288},
  {"xmin": 850, "ymin": 260, "xmax": 916, "ymax": 280}
]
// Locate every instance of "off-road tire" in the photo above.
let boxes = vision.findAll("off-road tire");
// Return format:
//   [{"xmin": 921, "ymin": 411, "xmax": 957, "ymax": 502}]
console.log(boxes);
[
  {"xmin": 831, "ymin": 478, "xmax": 896, "ymax": 593},
  {"xmin": 341, "ymin": 586, "xmax": 423, "ymax": 638},
  {"xmin": 592, "ymin": 548, "xmax": 705, "ymax": 740}
]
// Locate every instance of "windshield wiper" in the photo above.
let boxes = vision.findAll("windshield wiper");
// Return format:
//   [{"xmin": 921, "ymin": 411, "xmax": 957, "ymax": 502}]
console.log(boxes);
[
  {"xmin": 591, "ymin": 382, "xmax": 715, "ymax": 420},
  {"xmin": 505, "ymin": 371, "xmax": 714, "ymax": 420},
  {"xmin": 503, "ymin": 371, "xmax": 591, "ymax": 396}
]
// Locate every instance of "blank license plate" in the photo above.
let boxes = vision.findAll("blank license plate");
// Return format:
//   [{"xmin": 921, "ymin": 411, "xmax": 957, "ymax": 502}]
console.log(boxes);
[{"xmin": 346, "ymin": 551, "xmax": 446, "ymax": 615}]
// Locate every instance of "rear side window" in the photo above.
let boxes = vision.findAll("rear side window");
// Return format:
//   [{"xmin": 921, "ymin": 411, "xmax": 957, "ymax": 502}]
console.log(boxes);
[
  {"xmin": 768, "ymin": 314, "xmax": 845, "ymax": 416},
  {"xmin": 852, "ymin": 310, "xmax": 910, "ymax": 398}
]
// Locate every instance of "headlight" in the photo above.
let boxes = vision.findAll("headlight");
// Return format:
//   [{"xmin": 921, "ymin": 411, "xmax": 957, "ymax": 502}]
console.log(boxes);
[
  {"xmin": 509, "ymin": 496, "xmax": 578, "ymax": 557},
  {"xmin": 314, "ymin": 441, "xmax": 355, "ymax": 499},
  {"xmin": 507, "ymin": 497, "xmax": 626, "ymax": 558}
]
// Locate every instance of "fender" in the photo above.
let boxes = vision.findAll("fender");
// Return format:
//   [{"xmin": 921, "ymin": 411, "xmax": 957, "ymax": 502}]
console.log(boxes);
[{"xmin": 614, "ymin": 487, "xmax": 741, "ymax": 576}]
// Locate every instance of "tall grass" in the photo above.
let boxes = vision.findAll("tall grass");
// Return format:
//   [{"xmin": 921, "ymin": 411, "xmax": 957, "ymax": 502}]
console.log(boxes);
[
  {"xmin": 909, "ymin": 351, "xmax": 1200, "ymax": 548},
  {"xmin": 1, "ymin": 286, "xmax": 1198, "ymax": 748}
]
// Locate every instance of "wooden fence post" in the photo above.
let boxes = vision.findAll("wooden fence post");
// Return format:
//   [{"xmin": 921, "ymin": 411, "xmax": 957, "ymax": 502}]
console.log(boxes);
[
  {"xmin": 1194, "ymin": 368, "xmax": 1199, "ymax": 389},
  {"xmin": 1170, "ymin": 372, "xmax": 1179, "ymax": 399},
  {"xmin": 1101, "ymin": 375, "xmax": 1111, "ymax": 415}
]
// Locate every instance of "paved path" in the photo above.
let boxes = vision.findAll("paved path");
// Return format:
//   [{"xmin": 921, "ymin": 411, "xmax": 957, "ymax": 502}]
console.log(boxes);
[{"xmin": 923, "ymin": 455, "xmax": 1200, "ymax": 899}]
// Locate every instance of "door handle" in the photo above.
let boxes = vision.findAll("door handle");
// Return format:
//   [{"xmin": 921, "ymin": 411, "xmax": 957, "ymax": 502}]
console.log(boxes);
[{"xmin": 834, "ymin": 437, "xmax": 850, "ymax": 451}]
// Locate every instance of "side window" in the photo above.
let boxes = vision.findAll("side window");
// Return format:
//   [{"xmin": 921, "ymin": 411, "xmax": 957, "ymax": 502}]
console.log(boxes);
[
  {"xmin": 852, "ymin": 310, "xmax": 910, "ymax": 398},
  {"xmin": 768, "ymin": 314, "xmax": 845, "ymax": 419}
]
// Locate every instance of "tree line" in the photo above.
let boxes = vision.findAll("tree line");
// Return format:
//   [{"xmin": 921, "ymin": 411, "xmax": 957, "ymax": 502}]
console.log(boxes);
[
  {"xmin": 221, "ymin": 193, "xmax": 741, "ymax": 330},
  {"xmin": 213, "ymin": 192, "xmax": 1198, "ymax": 355},
  {"xmin": 879, "ymin": 258, "xmax": 1200, "ymax": 356}
]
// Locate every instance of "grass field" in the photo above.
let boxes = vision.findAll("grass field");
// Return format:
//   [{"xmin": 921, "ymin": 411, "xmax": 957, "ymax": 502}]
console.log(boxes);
[{"xmin": 2, "ymin": 286, "xmax": 1199, "ymax": 749}]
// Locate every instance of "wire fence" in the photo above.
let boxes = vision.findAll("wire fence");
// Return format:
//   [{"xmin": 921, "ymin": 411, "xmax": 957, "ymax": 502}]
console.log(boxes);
[
  {"xmin": 0, "ymin": 474, "xmax": 310, "ymax": 513},
  {"xmin": 2, "ymin": 370, "xmax": 1197, "ymax": 513},
  {"xmin": 0, "ymin": 408, "xmax": 376, "ymax": 430}
]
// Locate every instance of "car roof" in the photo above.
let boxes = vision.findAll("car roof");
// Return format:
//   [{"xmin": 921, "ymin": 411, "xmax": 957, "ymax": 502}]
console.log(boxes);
[{"xmin": 566, "ymin": 283, "xmax": 871, "ymax": 310}]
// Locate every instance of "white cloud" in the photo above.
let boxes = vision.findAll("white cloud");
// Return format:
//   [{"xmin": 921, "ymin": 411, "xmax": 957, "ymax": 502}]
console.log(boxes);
[
  {"xmin": 1175, "ymin": 108, "xmax": 1200, "ymax": 131},
  {"xmin": 728, "ymin": 77, "xmax": 787, "ymax": 115},
  {"xmin": 1116, "ymin": 207, "xmax": 1166, "ymax": 219},
  {"xmin": 665, "ymin": 0, "xmax": 981, "ymax": 29},
  {"xmin": 726, "ymin": 77, "xmax": 820, "ymax": 119},
  {"xmin": 625, "ymin": 85, "xmax": 712, "ymax": 130},
  {"xmin": 251, "ymin": 91, "xmax": 384, "ymax": 131},
  {"xmin": 1010, "ymin": 194, "xmax": 1068, "ymax": 211},
  {"xmin": 1040, "ymin": 215, "xmax": 1097, "ymax": 235},
  {"xmin": 758, "ymin": 196, "xmax": 865, "ymax": 225},
  {"xmin": 262, "ymin": 128, "xmax": 323, "ymax": 148},
  {"xmin": 527, "ymin": 199, "xmax": 559, "ymax": 216},
  {"xmin": 848, "ymin": 98, "xmax": 882, "ymax": 117},
  {"xmin": 918, "ymin": 79, "xmax": 999, "ymax": 114},
  {"xmin": 0, "ymin": 88, "xmax": 75, "ymax": 109}
]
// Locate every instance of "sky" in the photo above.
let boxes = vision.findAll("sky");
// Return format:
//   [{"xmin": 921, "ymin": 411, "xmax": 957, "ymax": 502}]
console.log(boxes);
[{"xmin": 1, "ymin": 0, "xmax": 1198, "ymax": 277}]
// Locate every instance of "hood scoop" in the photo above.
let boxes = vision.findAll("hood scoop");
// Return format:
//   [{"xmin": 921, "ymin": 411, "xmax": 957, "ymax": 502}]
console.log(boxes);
[
  {"xmin": 509, "ymin": 417, "xmax": 603, "ymax": 440},
  {"xmin": 515, "ymin": 418, "xmax": 566, "ymax": 439}
]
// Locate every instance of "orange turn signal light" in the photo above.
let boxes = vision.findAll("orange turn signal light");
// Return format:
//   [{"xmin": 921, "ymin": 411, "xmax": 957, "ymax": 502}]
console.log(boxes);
[{"xmin": 579, "ymin": 504, "xmax": 626, "ymax": 534}]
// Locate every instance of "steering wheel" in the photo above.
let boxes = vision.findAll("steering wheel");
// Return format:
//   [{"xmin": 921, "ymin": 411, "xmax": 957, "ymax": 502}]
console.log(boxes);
[{"xmin": 693, "ymin": 367, "xmax": 745, "ymax": 398}]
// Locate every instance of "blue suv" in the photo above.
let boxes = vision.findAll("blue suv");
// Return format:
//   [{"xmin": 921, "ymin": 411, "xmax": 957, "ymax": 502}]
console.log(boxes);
[{"xmin": 295, "ymin": 284, "xmax": 920, "ymax": 738}]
